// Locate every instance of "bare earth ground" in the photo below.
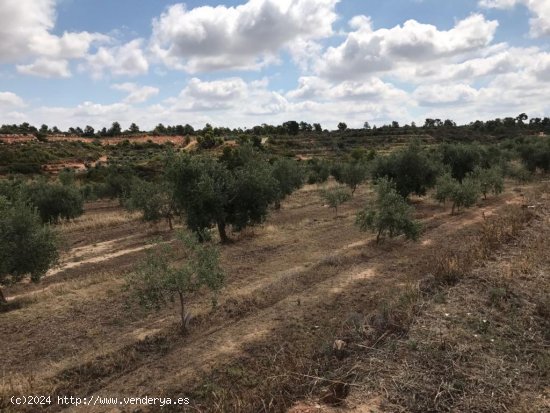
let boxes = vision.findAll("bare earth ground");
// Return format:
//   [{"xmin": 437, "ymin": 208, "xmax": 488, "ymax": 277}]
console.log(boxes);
[{"xmin": 0, "ymin": 181, "xmax": 545, "ymax": 412}]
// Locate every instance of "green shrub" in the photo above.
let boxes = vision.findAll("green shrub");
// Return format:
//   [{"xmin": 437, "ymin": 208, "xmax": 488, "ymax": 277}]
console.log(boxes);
[
  {"xmin": 472, "ymin": 166, "xmax": 504, "ymax": 199},
  {"xmin": 101, "ymin": 166, "xmax": 134, "ymax": 200},
  {"xmin": 433, "ymin": 172, "xmax": 456, "ymax": 206},
  {"xmin": 24, "ymin": 181, "xmax": 84, "ymax": 223},
  {"xmin": 322, "ymin": 186, "xmax": 352, "ymax": 217},
  {"xmin": 356, "ymin": 178, "xmax": 421, "ymax": 243},
  {"xmin": 125, "ymin": 178, "xmax": 178, "ymax": 229},
  {"xmin": 79, "ymin": 183, "xmax": 99, "ymax": 201},
  {"xmin": 307, "ymin": 159, "xmax": 330, "ymax": 184},
  {"xmin": 58, "ymin": 168, "xmax": 76, "ymax": 186},
  {"xmin": 271, "ymin": 158, "xmax": 304, "ymax": 208},
  {"xmin": 518, "ymin": 138, "xmax": 550, "ymax": 172},
  {"xmin": 371, "ymin": 142, "xmax": 439, "ymax": 198},
  {"xmin": 197, "ymin": 132, "xmax": 217, "ymax": 149},
  {"xmin": 333, "ymin": 161, "xmax": 369, "ymax": 194},
  {"xmin": 507, "ymin": 162, "xmax": 532, "ymax": 183},
  {"xmin": 127, "ymin": 231, "xmax": 224, "ymax": 333},
  {"xmin": 0, "ymin": 197, "xmax": 58, "ymax": 303},
  {"xmin": 8, "ymin": 163, "xmax": 42, "ymax": 174},
  {"xmin": 450, "ymin": 175, "xmax": 480, "ymax": 214}
]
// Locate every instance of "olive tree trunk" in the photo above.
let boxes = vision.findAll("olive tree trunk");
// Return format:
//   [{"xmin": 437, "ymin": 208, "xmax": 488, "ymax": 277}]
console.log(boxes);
[{"xmin": 217, "ymin": 221, "xmax": 230, "ymax": 244}]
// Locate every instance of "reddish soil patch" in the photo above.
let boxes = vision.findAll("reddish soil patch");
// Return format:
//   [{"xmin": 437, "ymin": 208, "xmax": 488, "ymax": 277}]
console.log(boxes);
[{"xmin": 0, "ymin": 134, "xmax": 192, "ymax": 146}]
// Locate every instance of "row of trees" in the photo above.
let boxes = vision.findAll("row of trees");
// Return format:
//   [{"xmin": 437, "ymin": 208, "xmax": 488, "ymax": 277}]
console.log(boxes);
[
  {"xmin": 4, "ymin": 137, "xmax": 535, "ymax": 236},
  {"xmin": 3, "ymin": 113, "xmax": 549, "ymax": 139},
  {"xmin": 317, "ymin": 140, "xmax": 514, "ymax": 245},
  {"xmin": 120, "ymin": 138, "xmax": 543, "ymax": 242},
  {"xmin": 433, "ymin": 166, "xmax": 504, "ymax": 214},
  {"xmin": 0, "ymin": 136, "xmax": 545, "ymax": 316}
]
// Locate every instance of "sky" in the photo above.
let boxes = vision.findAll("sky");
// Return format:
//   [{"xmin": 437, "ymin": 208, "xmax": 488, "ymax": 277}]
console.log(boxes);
[{"xmin": 0, "ymin": 0, "xmax": 549, "ymax": 130}]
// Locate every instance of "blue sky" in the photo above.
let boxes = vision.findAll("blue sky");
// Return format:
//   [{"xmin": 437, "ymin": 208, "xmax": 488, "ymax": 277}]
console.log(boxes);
[{"xmin": 0, "ymin": 0, "xmax": 549, "ymax": 130}]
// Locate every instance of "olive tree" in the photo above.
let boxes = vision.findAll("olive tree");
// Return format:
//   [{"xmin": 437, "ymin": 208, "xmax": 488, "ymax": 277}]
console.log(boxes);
[
  {"xmin": 450, "ymin": 175, "xmax": 480, "ymax": 215},
  {"xmin": 58, "ymin": 168, "xmax": 76, "ymax": 186},
  {"xmin": 100, "ymin": 165, "xmax": 135, "ymax": 200},
  {"xmin": 518, "ymin": 138, "xmax": 550, "ymax": 172},
  {"xmin": 472, "ymin": 166, "xmax": 504, "ymax": 199},
  {"xmin": 23, "ymin": 181, "xmax": 84, "ymax": 224},
  {"xmin": 127, "ymin": 231, "xmax": 223, "ymax": 333},
  {"xmin": 271, "ymin": 158, "xmax": 304, "ymax": 208},
  {"xmin": 433, "ymin": 172, "xmax": 456, "ymax": 207},
  {"xmin": 0, "ymin": 197, "xmax": 58, "ymax": 304},
  {"xmin": 306, "ymin": 159, "xmax": 331, "ymax": 184},
  {"xmin": 322, "ymin": 186, "xmax": 352, "ymax": 217},
  {"xmin": 125, "ymin": 178, "xmax": 178, "ymax": 230},
  {"xmin": 356, "ymin": 178, "xmax": 421, "ymax": 243},
  {"xmin": 333, "ymin": 161, "xmax": 369, "ymax": 195},
  {"xmin": 371, "ymin": 142, "xmax": 439, "ymax": 198},
  {"xmin": 440, "ymin": 143, "xmax": 481, "ymax": 182},
  {"xmin": 229, "ymin": 160, "xmax": 280, "ymax": 232},
  {"xmin": 168, "ymin": 150, "xmax": 279, "ymax": 243},
  {"xmin": 168, "ymin": 155, "xmax": 232, "ymax": 242}
]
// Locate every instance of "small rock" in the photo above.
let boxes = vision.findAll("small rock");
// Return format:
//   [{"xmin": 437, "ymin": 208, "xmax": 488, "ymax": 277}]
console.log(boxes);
[{"xmin": 333, "ymin": 340, "xmax": 346, "ymax": 351}]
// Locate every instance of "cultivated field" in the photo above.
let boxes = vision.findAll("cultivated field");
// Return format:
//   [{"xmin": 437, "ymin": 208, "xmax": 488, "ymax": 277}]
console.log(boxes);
[{"xmin": 2, "ymin": 176, "xmax": 547, "ymax": 412}]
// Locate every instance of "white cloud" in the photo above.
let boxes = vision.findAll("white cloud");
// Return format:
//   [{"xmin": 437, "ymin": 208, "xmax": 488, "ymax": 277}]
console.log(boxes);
[
  {"xmin": 0, "ymin": 0, "xmax": 56, "ymax": 63},
  {"xmin": 167, "ymin": 76, "xmax": 409, "ymax": 127},
  {"xmin": 17, "ymin": 58, "xmax": 71, "ymax": 78},
  {"xmin": 533, "ymin": 53, "xmax": 550, "ymax": 81},
  {"xmin": 414, "ymin": 84, "xmax": 479, "ymax": 106},
  {"xmin": 287, "ymin": 39, "xmax": 324, "ymax": 71},
  {"xmin": 285, "ymin": 76, "xmax": 328, "ymax": 100},
  {"xmin": 404, "ymin": 46, "xmax": 544, "ymax": 83},
  {"xmin": 479, "ymin": 0, "xmax": 519, "ymax": 7},
  {"xmin": 319, "ymin": 14, "xmax": 498, "ymax": 80},
  {"xmin": 150, "ymin": 0, "xmax": 339, "ymax": 73},
  {"xmin": 479, "ymin": 0, "xmax": 550, "ymax": 36},
  {"xmin": 83, "ymin": 39, "xmax": 149, "ymax": 79},
  {"xmin": 0, "ymin": 91, "xmax": 26, "ymax": 108},
  {"xmin": 111, "ymin": 83, "xmax": 159, "ymax": 104},
  {"xmin": 184, "ymin": 77, "xmax": 248, "ymax": 101},
  {"xmin": 0, "ymin": 0, "xmax": 108, "ymax": 64},
  {"xmin": 171, "ymin": 77, "xmax": 288, "ymax": 115},
  {"xmin": 29, "ymin": 31, "xmax": 110, "ymax": 60},
  {"xmin": 73, "ymin": 101, "xmax": 130, "ymax": 118},
  {"xmin": 287, "ymin": 76, "xmax": 407, "ymax": 102},
  {"xmin": 528, "ymin": 1, "xmax": 550, "ymax": 36}
]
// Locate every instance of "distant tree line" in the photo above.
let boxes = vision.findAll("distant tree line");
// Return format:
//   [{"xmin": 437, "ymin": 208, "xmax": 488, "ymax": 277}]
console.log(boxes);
[{"xmin": 2, "ymin": 113, "xmax": 549, "ymax": 139}]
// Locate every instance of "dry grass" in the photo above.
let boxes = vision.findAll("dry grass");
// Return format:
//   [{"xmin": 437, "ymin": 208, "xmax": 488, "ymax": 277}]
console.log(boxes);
[
  {"xmin": 130, "ymin": 186, "xmax": 541, "ymax": 413},
  {"xmin": 5, "ymin": 270, "xmax": 122, "ymax": 312},
  {"xmin": 58, "ymin": 209, "xmax": 140, "ymax": 233},
  {"xmin": 326, "ymin": 185, "xmax": 549, "ymax": 412}
]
